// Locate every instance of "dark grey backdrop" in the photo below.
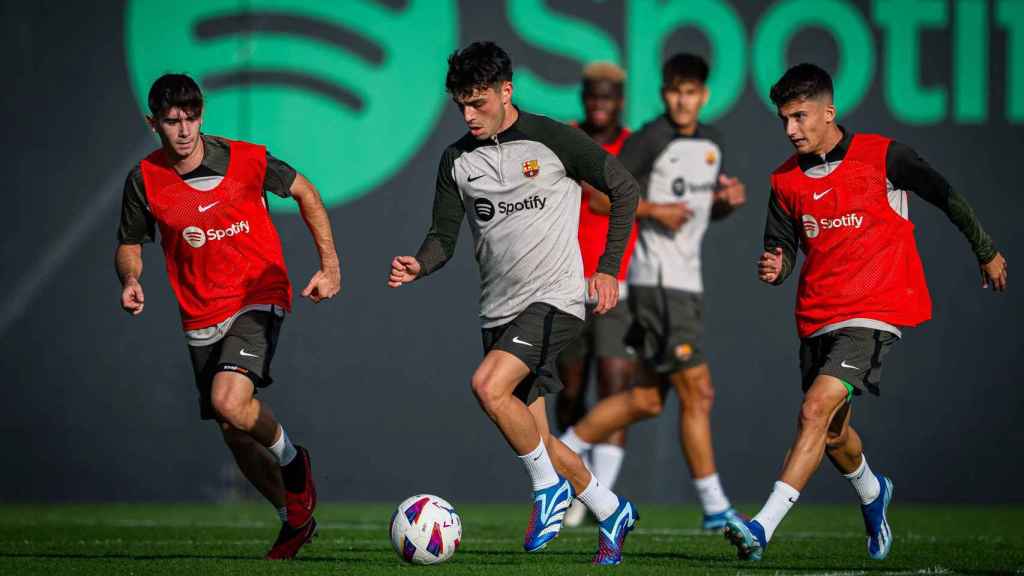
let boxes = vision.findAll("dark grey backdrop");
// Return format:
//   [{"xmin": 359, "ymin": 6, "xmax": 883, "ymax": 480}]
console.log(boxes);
[{"xmin": 1, "ymin": 0, "xmax": 1020, "ymax": 505}]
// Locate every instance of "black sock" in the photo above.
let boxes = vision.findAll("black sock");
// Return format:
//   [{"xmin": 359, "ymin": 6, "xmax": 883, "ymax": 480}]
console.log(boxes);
[{"xmin": 281, "ymin": 453, "xmax": 306, "ymax": 493}]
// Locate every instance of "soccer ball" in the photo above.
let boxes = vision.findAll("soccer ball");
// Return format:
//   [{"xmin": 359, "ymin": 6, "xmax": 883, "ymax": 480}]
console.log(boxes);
[{"xmin": 389, "ymin": 494, "xmax": 462, "ymax": 565}]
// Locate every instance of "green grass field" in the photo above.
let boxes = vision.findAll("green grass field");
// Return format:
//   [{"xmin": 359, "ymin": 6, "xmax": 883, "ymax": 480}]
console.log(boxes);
[{"xmin": 1, "ymin": 502, "xmax": 1021, "ymax": 575}]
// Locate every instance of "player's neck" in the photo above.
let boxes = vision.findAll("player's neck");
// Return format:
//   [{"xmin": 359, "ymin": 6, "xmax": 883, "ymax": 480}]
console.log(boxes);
[
  {"xmin": 166, "ymin": 135, "xmax": 205, "ymax": 175},
  {"xmin": 813, "ymin": 126, "xmax": 844, "ymax": 157},
  {"xmin": 580, "ymin": 122, "xmax": 622, "ymax": 145},
  {"xmin": 495, "ymin": 104, "xmax": 519, "ymax": 137}
]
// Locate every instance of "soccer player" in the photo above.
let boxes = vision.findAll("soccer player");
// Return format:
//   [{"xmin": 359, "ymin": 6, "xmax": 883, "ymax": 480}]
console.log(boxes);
[
  {"xmin": 387, "ymin": 42, "xmax": 640, "ymax": 565},
  {"xmin": 723, "ymin": 63, "xmax": 1008, "ymax": 561},
  {"xmin": 559, "ymin": 53, "xmax": 747, "ymax": 531},
  {"xmin": 555, "ymin": 62, "xmax": 638, "ymax": 527},
  {"xmin": 115, "ymin": 74, "xmax": 341, "ymax": 560}
]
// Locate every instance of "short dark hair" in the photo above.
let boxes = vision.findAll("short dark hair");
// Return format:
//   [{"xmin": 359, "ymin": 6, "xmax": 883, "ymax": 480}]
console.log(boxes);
[
  {"xmin": 147, "ymin": 73, "xmax": 203, "ymax": 117},
  {"xmin": 770, "ymin": 63, "xmax": 834, "ymax": 107},
  {"xmin": 662, "ymin": 53, "xmax": 709, "ymax": 87},
  {"xmin": 445, "ymin": 41, "xmax": 513, "ymax": 99}
]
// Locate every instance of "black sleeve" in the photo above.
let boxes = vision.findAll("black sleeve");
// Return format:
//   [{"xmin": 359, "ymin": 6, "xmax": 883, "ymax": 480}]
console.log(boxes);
[
  {"xmin": 617, "ymin": 130, "xmax": 659, "ymax": 200},
  {"xmin": 886, "ymin": 141, "xmax": 997, "ymax": 263},
  {"xmin": 530, "ymin": 117, "xmax": 639, "ymax": 276},
  {"xmin": 763, "ymin": 189, "xmax": 800, "ymax": 285},
  {"xmin": 265, "ymin": 151, "xmax": 297, "ymax": 198},
  {"xmin": 415, "ymin": 148, "xmax": 465, "ymax": 276},
  {"xmin": 117, "ymin": 166, "xmax": 155, "ymax": 244}
]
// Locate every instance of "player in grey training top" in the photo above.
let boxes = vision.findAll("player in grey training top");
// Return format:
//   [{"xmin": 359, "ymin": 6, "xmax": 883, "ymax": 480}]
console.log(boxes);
[
  {"xmin": 559, "ymin": 54, "xmax": 748, "ymax": 532},
  {"xmin": 388, "ymin": 42, "xmax": 641, "ymax": 565}
]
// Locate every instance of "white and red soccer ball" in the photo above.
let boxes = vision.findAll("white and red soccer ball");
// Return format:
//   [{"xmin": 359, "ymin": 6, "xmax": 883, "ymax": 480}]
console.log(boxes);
[{"xmin": 389, "ymin": 494, "xmax": 462, "ymax": 565}]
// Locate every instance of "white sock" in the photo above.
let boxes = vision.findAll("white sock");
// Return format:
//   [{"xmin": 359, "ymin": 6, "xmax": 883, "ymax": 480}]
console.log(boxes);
[
  {"xmin": 752, "ymin": 481, "xmax": 800, "ymax": 542},
  {"xmin": 577, "ymin": 473, "xmax": 620, "ymax": 522},
  {"xmin": 844, "ymin": 454, "xmax": 881, "ymax": 505},
  {"xmin": 591, "ymin": 444, "xmax": 624, "ymax": 491},
  {"xmin": 694, "ymin": 473, "xmax": 732, "ymax": 515},
  {"xmin": 277, "ymin": 506, "xmax": 288, "ymax": 523},
  {"xmin": 268, "ymin": 425, "xmax": 297, "ymax": 466},
  {"xmin": 560, "ymin": 427, "xmax": 592, "ymax": 454},
  {"xmin": 518, "ymin": 439, "xmax": 559, "ymax": 491}
]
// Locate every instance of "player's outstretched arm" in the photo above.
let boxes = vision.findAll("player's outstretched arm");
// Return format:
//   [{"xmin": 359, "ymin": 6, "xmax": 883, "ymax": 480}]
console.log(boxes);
[
  {"xmin": 886, "ymin": 142, "xmax": 1007, "ymax": 293},
  {"xmin": 115, "ymin": 243, "xmax": 145, "ymax": 315},
  {"xmin": 290, "ymin": 172, "xmax": 341, "ymax": 303},
  {"xmin": 390, "ymin": 148, "xmax": 465, "ymax": 288}
]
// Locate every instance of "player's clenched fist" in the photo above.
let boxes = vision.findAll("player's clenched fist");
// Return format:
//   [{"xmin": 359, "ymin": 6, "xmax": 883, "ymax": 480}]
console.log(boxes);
[
  {"xmin": 758, "ymin": 247, "xmax": 784, "ymax": 284},
  {"xmin": 121, "ymin": 278, "xmax": 145, "ymax": 316},
  {"xmin": 388, "ymin": 256, "xmax": 422, "ymax": 288}
]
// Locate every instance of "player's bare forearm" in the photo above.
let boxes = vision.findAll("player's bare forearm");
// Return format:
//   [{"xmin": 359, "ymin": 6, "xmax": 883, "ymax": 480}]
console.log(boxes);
[
  {"xmin": 291, "ymin": 173, "xmax": 340, "ymax": 273},
  {"xmin": 115, "ymin": 243, "xmax": 143, "ymax": 285}
]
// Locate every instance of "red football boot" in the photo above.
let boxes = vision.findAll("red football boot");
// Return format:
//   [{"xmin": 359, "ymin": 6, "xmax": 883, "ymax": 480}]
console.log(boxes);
[
  {"xmin": 285, "ymin": 445, "xmax": 317, "ymax": 528},
  {"xmin": 265, "ymin": 517, "xmax": 318, "ymax": 560}
]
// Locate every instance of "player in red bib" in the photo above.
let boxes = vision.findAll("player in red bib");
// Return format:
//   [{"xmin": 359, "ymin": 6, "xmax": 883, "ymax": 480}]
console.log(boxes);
[
  {"xmin": 556, "ymin": 62, "xmax": 637, "ymax": 527},
  {"xmin": 115, "ymin": 74, "xmax": 342, "ymax": 560},
  {"xmin": 724, "ymin": 64, "xmax": 1008, "ymax": 562}
]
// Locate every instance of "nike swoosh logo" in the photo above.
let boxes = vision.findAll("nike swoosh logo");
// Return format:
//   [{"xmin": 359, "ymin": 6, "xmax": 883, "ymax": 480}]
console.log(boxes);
[
  {"xmin": 468, "ymin": 174, "xmax": 485, "ymax": 182},
  {"xmin": 840, "ymin": 360, "xmax": 859, "ymax": 370},
  {"xmin": 198, "ymin": 201, "xmax": 220, "ymax": 212},
  {"xmin": 813, "ymin": 188, "xmax": 833, "ymax": 200},
  {"xmin": 239, "ymin": 349, "xmax": 260, "ymax": 358},
  {"xmin": 512, "ymin": 336, "xmax": 533, "ymax": 347}
]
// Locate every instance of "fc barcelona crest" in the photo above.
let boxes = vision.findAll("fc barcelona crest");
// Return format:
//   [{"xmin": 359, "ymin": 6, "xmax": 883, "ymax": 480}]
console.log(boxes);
[{"xmin": 522, "ymin": 159, "xmax": 540, "ymax": 178}]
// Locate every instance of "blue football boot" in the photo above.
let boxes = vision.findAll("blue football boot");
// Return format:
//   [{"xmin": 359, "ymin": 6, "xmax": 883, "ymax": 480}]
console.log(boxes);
[
  {"xmin": 702, "ymin": 507, "xmax": 747, "ymax": 532},
  {"xmin": 592, "ymin": 497, "xmax": 639, "ymax": 565},
  {"xmin": 523, "ymin": 477, "xmax": 574, "ymax": 552},
  {"xmin": 724, "ymin": 517, "xmax": 768, "ymax": 561},
  {"xmin": 862, "ymin": 474, "xmax": 894, "ymax": 560}
]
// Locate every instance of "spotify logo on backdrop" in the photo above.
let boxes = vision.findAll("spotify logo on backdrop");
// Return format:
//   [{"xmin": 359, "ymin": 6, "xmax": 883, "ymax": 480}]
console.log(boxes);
[{"xmin": 125, "ymin": 0, "xmax": 458, "ymax": 212}]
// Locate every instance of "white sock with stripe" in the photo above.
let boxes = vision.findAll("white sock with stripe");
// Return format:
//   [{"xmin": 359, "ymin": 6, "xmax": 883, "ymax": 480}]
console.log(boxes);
[
  {"xmin": 577, "ymin": 473, "xmax": 620, "ymax": 522},
  {"xmin": 844, "ymin": 454, "xmax": 881, "ymax": 505},
  {"xmin": 752, "ymin": 481, "xmax": 800, "ymax": 542},
  {"xmin": 518, "ymin": 439, "xmax": 559, "ymax": 491}
]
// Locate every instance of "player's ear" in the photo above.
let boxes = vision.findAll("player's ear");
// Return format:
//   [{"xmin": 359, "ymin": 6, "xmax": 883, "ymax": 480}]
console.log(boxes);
[
  {"xmin": 145, "ymin": 115, "xmax": 156, "ymax": 132},
  {"xmin": 824, "ymin": 102, "xmax": 837, "ymax": 124},
  {"xmin": 501, "ymin": 80, "xmax": 513, "ymax": 105},
  {"xmin": 701, "ymin": 85, "xmax": 711, "ymax": 107}
]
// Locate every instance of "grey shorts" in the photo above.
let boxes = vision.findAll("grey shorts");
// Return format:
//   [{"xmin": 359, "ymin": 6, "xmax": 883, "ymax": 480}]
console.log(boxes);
[
  {"xmin": 799, "ymin": 328, "xmax": 899, "ymax": 396},
  {"xmin": 558, "ymin": 298, "xmax": 636, "ymax": 364},
  {"xmin": 188, "ymin": 310, "xmax": 283, "ymax": 420},
  {"xmin": 626, "ymin": 286, "xmax": 705, "ymax": 374},
  {"xmin": 482, "ymin": 302, "xmax": 584, "ymax": 405}
]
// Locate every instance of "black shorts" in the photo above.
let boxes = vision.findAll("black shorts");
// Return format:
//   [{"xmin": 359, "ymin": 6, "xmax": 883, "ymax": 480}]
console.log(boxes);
[
  {"xmin": 558, "ymin": 298, "xmax": 636, "ymax": 364},
  {"xmin": 188, "ymin": 310, "xmax": 283, "ymax": 420},
  {"xmin": 799, "ymin": 328, "xmax": 899, "ymax": 396},
  {"xmin": 482, "ymin": 302, "xmax": 584, "ymax": 406},
  {"xmin": 626, "ymin": 286, "xmax": 705, "ymax": 374}
]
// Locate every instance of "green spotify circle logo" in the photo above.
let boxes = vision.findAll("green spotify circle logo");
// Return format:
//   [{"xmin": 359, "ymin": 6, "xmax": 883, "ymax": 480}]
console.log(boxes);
[{"xmin": 125, "ymin": 0, "xmax": 458, "ymax": 212}]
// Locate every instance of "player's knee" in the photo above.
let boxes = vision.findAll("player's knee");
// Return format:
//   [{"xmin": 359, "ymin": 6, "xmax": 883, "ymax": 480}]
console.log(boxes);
[
  {"xmin": 681, "ymin": 378, "xmax": 714, "ymax": 412},
  {"xmin": 798, "ymin": 396, "xmax": 832, "ymax": 429},
  {"xmin": 470, "ymin": 370, "xmax": 504, "ymax": 414},
  {"xmin": 211, "ymin": 388, "xmax": 248, "ymax": 427}
]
